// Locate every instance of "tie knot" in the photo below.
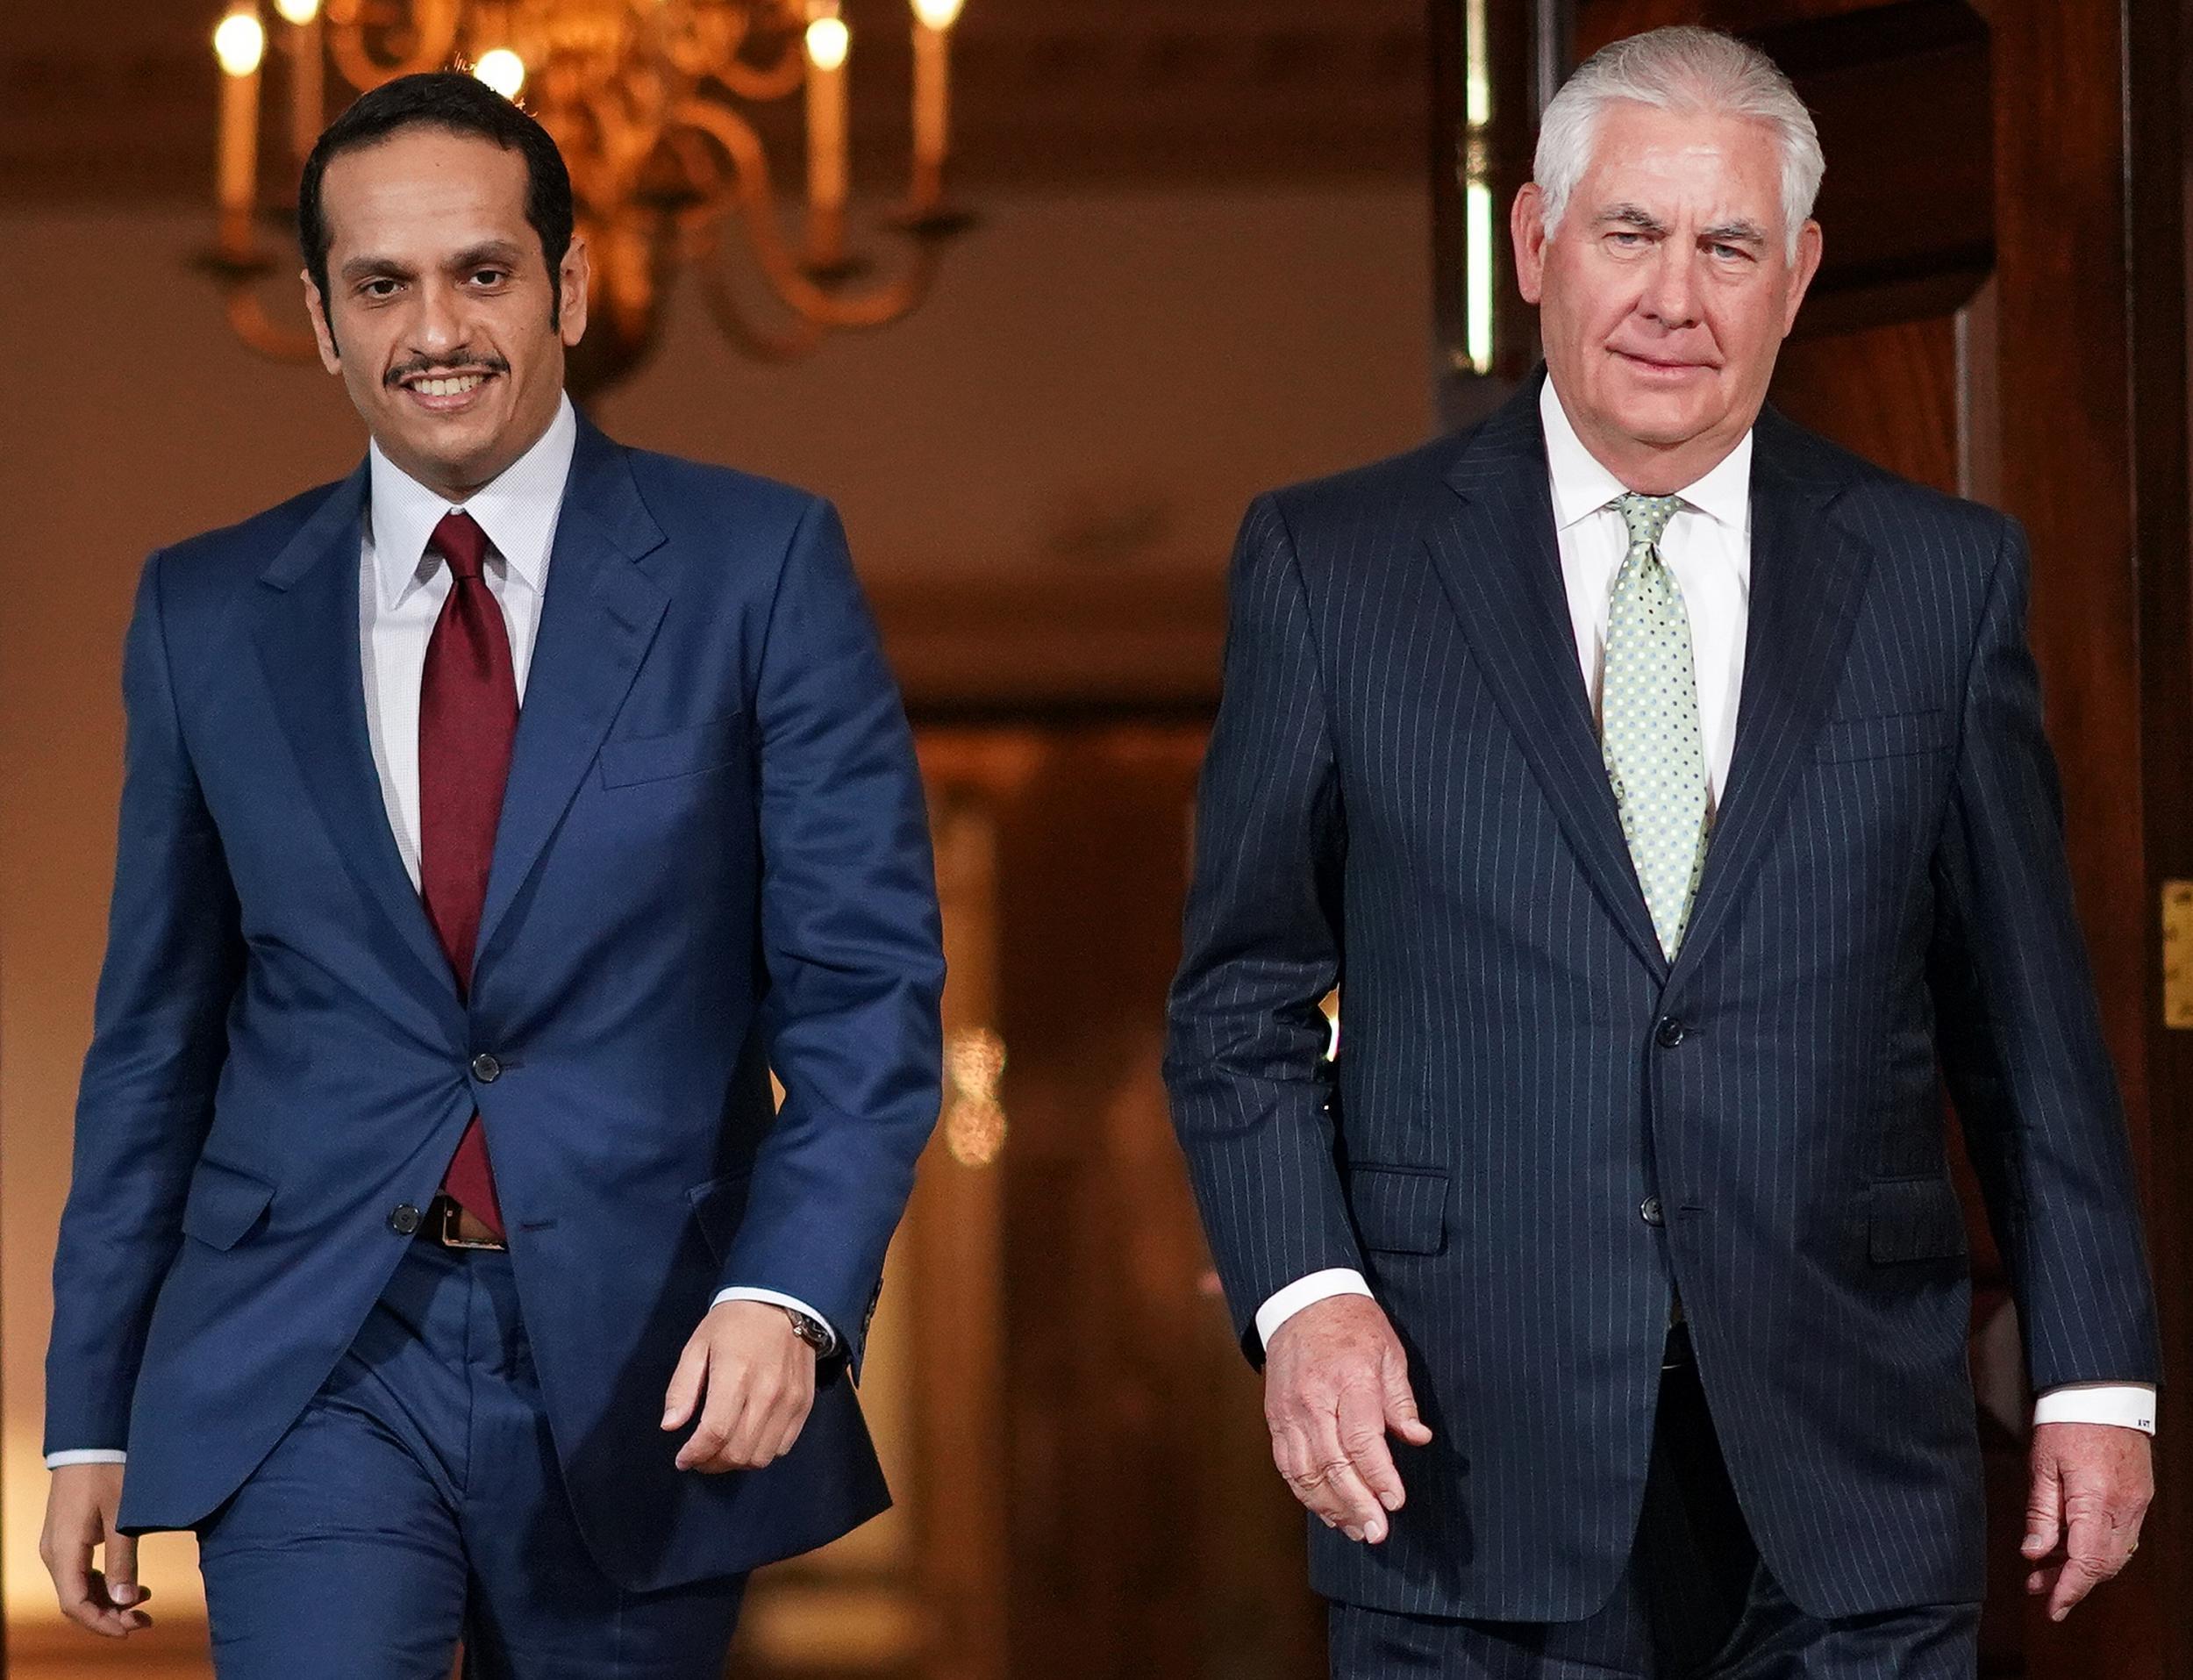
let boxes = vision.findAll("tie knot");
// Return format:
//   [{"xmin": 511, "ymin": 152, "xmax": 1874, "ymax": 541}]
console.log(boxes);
[
  {"xmin": 1615, "ymin": 491, "xmax": 1680, "ymax": 551},
  {"xmin": 430, "ymin": 510, "xmax": 489, "ymax": 582}
]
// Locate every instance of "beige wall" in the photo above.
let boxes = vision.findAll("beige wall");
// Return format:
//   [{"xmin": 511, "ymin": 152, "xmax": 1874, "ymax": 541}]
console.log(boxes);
[{"xmin": 0, "ymin": 182, "xmax": 1429, "ymax": 1636}]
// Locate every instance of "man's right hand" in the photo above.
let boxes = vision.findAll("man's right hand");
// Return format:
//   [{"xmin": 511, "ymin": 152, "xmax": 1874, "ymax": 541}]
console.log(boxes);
[
  {"xmin": 1263, "ymin": 1293, "xmax": 1433, "ymax": 1544},
  {"xmin": 42, "ymin": 1463, "xmax": 151, "ymax": 1638}
]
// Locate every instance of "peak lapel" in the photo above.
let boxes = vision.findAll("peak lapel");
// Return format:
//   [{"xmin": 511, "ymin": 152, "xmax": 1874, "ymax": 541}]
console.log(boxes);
[
  {"xmin": 473, "ymin": 420, "xmax": 669, "ymax": 969},
  {"xmin": 1665, "ymin": 411, "xmax": 1874, "ymax": 991},
  {"xmin": 1427, "ymin": 381, "xmax": 1668, "ymax": 980},
  {"xmin": 248, "ymin": 463, "xmax": 465, "ymax": 1025}
]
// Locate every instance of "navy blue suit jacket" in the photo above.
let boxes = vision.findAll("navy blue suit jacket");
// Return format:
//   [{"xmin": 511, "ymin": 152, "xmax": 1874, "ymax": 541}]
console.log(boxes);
[
  {"xmin": 1165, "ymin": 376, "xmax": 2161, "ymax": 1622},
  {"xmin": 46, "ymin": 416, "xmax": 945, "ymax": 1591}
]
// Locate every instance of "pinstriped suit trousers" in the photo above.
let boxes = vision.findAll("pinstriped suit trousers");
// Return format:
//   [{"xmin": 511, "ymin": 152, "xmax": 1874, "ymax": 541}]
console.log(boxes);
[{"xmin": 1328, "ymin": 1340, "xmax": 1980, "ymax": 1679}]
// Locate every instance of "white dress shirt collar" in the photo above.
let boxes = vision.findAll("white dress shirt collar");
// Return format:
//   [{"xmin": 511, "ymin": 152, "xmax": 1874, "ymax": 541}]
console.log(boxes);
[
  {"xmin": 366, "ymin": 393, "xmax": 579, "ymax": 611},
  {"xmin": 1539, "ymin": 377, "xmax": 1753, "ymax": 535}
]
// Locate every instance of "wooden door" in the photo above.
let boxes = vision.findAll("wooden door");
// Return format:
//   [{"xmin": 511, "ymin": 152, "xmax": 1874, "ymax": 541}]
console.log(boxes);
[{"xmin": 1432, "ymin": 3, "xmax": 2193, "ymax": 1676}]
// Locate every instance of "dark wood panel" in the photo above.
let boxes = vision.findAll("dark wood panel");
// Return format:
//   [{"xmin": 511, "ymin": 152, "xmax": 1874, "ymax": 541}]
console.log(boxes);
[{"xmin": 1770, "ymin": 316, "xmax": 1961, "ymax": 491}]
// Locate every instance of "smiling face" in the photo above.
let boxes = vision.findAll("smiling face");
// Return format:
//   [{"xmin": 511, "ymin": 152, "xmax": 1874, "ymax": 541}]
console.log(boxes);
[
  {"xmin": 304, "ymin": 125, "xmax": 589, "ymax": 502},
  {"xmin": 1513, "ymin": 100, "xmax": 1822, "ymax": 491}
]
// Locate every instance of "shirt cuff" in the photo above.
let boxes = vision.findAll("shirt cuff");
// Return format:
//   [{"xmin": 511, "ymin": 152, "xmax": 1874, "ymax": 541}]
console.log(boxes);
[
  {"xmin": 711, "ymin": 1287, "xmax": 839, "ymax": 1355},
  {"xmin": 2032, "ymin": 1382, "xmax": 2156, "ymax": 1434},
  {"xmin": 1255, "ymin": 1269, "xmax": 1375, "ymax": 1350},
  {"xmin": 46, "ymin": 1449, "xmax": 128, "ymax": 1469}
]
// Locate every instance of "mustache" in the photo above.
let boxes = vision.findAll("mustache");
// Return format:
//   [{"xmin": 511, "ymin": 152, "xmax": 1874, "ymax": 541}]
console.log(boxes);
[{"xmin": 385, "ymin": 353, "xmax": 511, "ymax": 388}]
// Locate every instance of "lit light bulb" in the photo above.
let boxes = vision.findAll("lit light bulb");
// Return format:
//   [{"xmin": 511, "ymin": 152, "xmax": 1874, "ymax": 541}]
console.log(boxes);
[
  {"xmin": 213, "ymin": 10, "xmax": 268, "ymax": 77},
  {"xmin": 273, "ymin": 0, "xmax": 320, "ymax": 23},
  {"xmin": 474, "ymin": 48, "xmax": 526, "ymax": 99},
  {"xmin": 805, "ymin": 15, "xmax": 851, "ymax": 72},
  {"xmin": 911, "ymin": 0, "xmax": 965, "ymax": 26}
]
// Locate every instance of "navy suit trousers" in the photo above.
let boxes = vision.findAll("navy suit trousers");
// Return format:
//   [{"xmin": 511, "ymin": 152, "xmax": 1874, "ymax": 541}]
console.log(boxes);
[{"xmin": 196, "ymin": 1241, "xmax": 746, "ymax": 1679}]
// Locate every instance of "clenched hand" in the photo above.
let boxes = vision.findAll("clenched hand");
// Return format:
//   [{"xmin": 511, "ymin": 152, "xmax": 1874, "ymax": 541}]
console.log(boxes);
[
  {"xmin": 2023, "ymin": 1421, "xmax": 2151, "ymax": 1621},
  {"xmin": 662, "ymin": 1300, "xmax": 818, "ymax": 1473},
  {"xmin": 1264, "ymin": 1294, "xmax": 1432, "ymax": 1544}
]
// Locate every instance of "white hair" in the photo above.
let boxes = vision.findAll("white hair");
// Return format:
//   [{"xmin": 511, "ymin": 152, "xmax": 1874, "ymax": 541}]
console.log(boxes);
[{"xmin": 1534, "ymin": 26, "xmax": 1824, "ymax": 259}]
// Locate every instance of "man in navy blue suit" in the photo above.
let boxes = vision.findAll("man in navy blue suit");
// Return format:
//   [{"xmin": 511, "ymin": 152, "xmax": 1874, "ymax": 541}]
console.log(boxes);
[
  {"xmin": 1168, "ymin": 27, "xmax": 2159, "ymax": 1678},
  {"xmin": 40, "ymin": 73, "xmax": 942, "ymax": 1677}
]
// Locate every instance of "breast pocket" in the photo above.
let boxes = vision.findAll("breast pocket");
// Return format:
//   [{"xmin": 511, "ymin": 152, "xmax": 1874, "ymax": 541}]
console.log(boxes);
[
  {"xmin": 598, "ymin": 714, "xmax": 745, "ymax": 790},
  {"xmin": 1814, "ymin": 710, "xmax": 1953, "ymax": 763}
]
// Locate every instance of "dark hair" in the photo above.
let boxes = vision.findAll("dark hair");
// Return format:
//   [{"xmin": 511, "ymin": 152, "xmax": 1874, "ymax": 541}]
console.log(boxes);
[{"xmin": 297, "ymin": 71, "xmax": 575, "ymax": 343}]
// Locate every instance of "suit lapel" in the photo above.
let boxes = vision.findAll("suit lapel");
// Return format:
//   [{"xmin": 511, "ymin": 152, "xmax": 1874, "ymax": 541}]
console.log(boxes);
[
  {"xmin": 248, "ymin": 462, "xmax": 463, "ymax": 1017},
  {"xmin": 473, "ymin": 419, "xmax": 668, "ymax": 969},
  {"xmin": 1428, "ymin": 379, "xmax": 1669, "ymax": 980},
  {"xmin": 1664, "ymin": 408, "xmax": 1874, "ymax": 991}
]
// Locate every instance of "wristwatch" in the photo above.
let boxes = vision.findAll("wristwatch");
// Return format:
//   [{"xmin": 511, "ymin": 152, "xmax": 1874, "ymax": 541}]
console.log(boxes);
[{"xmin": 782, "ymin": 1305, "xmax": 832, "ymax": 1354}]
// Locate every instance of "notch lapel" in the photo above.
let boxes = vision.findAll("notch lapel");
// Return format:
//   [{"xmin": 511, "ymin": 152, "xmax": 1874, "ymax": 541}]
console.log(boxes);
[
  {"xmin": 1427, "ymin": 382, "xmax": 1668, "ymax": 980},
  {"xmin": 248, "ymin": 463, "xmax": 464, "ymax": 1024},
  {"xmin": 1663, "ymin": 409, "xmax": 1874, "ymax": 992},
  {"xmin": 472, "ymin": 420, "xmax": 669, "ymax": 969}
]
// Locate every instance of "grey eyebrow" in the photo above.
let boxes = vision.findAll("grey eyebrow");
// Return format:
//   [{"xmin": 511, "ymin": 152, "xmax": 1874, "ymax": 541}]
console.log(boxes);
[
  {"xmin": 1596, "ymin": 204, "xmax": 1669, "ymax": 235},
  {"xmin": 1700, "ymin": 220, "xmax": 1768, "ymax": 246}
]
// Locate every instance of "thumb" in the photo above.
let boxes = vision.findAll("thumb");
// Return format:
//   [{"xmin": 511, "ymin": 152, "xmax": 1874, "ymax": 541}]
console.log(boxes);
[
  {"xmin": 662, "ymin": 1335, "xmax": 710, "ymax": 1431},
  {"xmin": 2025, "ymin": 1447, "xmax": 2063, "ymax": 1558},
  {"xmin": 1382, "ymin": 1347, "xmax": 1434, "ymax": 1447}
]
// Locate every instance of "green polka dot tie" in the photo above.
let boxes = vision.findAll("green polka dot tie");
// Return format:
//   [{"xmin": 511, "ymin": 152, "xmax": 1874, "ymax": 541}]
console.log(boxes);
[{"xmin": 1602, "ymin": 492, "xmax": 1711, "ymax": 958}]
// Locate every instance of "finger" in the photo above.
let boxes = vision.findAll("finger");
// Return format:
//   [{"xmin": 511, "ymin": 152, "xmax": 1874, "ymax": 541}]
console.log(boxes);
[
  {"xmin": 1306, "ymin": 1405, "xmax": 1388, "ymax": 1541},
  {"xmin": 104, "ymin": 1531, "xmax": 140, "ymax": 1610},
  {"xmin": 723, "ymin": 1369, "xmax": 788, "ymax": 1469},
  {"xmin": 85, "ymin": 1571, "xmax": 152, "ymax": 1636},
  {"xmin": 1272, "ymin": 1424, "xmax": 1347, "ymax": 1529},
  {"xmin": 1336, "ymin": 1383, "xmax": 1404, "ymax": 1530},
  {"xmin": 2023, "ymin": 1452, "xmax": 2063, "ymax": 1561},
  {"xmin": 1381, "ymin": 1353, "xmax": 1434, "ymax": 1449},
  {"xmin": 2047, "ymin": 1514, "xmax": 2113, "ymax": 1621},
  {"xmin": 768, "ymin": 1389, "xmax": 815, "ymax": 1462},
  {"xmin": 661, "ymin": 1335, "xmax": 711, "ymax": 1431},
  {"xmin": 675, "ymin": 1359, "xmax": 748, "ymax": 1472}
]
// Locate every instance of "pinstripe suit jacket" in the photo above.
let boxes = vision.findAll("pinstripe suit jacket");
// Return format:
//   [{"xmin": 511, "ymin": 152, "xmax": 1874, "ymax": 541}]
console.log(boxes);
[{"xmin": 1163, "ymin": 375, "xmax": 2161, "ymax": 1623}]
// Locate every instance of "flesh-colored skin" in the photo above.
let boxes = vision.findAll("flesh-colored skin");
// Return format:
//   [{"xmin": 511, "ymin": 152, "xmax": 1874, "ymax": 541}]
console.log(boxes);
[{"xmin": 1511, "ymin": 101, "xmax": 1820, "ymax": 495}]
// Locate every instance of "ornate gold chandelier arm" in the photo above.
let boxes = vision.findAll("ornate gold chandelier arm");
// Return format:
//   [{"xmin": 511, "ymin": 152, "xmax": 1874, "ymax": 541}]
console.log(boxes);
[
  {"xmin": 667, "ymin": 6, "xmax": 807, "ymax": 104},
  {"xmin": 323, "ymin": 0, "xmax": 464, "ymax": 90},
  {"xmin": 671, "ymin": 98, "xmax": 938, "ymax": 332}
]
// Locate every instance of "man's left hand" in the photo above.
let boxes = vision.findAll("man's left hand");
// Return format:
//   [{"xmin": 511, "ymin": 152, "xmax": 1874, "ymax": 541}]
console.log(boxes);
[
  {"xmin": 2023, "ymin": 1422, "xmax": 2152, "ymax": 1620},
  {"xmin": 661, "ymin": 1301, "xmax": 818, "ymax": 1473}
]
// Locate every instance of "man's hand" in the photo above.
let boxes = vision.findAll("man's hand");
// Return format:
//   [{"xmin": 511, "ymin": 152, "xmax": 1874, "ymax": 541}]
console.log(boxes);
[
  {"xmin": 1264, "ymin": 1294, "xmax": 1432, "ymax": 1544},
  {"xmin": 661, "ymin": 1300, "xmax": 818, "ymax": 1473},
  {"xmin": 2022, "ymin": 1422, "xmax": 2152, "ymax": 1621},
  {"xmin": 41, "ymin": 1462, "xmax": 151, "ymax": 1639}
]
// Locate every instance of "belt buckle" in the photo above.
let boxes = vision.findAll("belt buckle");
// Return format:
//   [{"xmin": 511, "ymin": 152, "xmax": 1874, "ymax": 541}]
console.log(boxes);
[{"xmin": 435, "ymin": 1197, "xmax": 506, "ymax": 1252}]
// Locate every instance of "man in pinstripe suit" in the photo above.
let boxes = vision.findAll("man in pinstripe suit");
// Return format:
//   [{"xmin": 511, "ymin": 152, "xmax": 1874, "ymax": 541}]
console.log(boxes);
[{"xmin": 1166, "ymin": 28, "xmax": 2160, "ymax": 1678}]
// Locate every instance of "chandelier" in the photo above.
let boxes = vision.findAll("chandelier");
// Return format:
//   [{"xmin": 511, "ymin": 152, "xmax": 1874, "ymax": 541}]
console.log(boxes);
[{"xmin": 207, "ymin": 0, "xmax": 973, "ymax": 389}]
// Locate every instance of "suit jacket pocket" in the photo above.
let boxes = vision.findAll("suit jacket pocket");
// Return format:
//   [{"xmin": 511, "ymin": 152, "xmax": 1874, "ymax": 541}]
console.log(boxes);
[
  {"xmin": 687, "ymin": 1168, "xmax": 757, "ymax": 1265},
  {"xmin": 180, "ymin": 1155, "xmax": 275, "ymax": 1251},
  {"xmin": 1867, "ymin": 1174, "xmax": 1968, "ymax": 1264},
  {"xmin": 1815, "ymin": 710, "xmax": 1952, "ymax": 762},
  {"xmin": 598, "ymin": 714, "xmax": 745, "ymax": 790},
  {"xmin": 1348, "ymin": 1166, "xmax": 1448, "ymax": 1255}
]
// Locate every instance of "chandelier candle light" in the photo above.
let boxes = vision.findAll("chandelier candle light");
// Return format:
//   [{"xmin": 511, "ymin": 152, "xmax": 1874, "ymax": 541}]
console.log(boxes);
[{"xmin": 205, "ymin": 0, "xmax": 976, "ymax": 382}]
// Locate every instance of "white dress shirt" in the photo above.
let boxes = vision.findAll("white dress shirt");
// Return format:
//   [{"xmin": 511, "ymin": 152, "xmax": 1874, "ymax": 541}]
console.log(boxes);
[
  {"xmin": 1248, "ymin": 381, "xmax": 2155, "ymax": 1440},
  {"xmin": 47, "ymin": 400, "xmax": 829, "ymax": 1472}
]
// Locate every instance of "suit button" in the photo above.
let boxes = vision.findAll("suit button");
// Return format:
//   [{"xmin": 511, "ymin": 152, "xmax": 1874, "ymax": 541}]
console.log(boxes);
[
  {"xmin": 1654, "ymin": 1018, "xmax": 1687, "ymax": 1048},
  {"xmin": 1640, "ymin": 1197, "xmax": 1665, "ymax": 1226},
  {"xmin": 470, "ymin": 1053, "xmax": 502, "ymax": 1083},
  {"xmin": 389, "ymin": 1204, "xmax": 422, "ymax": 1235}
]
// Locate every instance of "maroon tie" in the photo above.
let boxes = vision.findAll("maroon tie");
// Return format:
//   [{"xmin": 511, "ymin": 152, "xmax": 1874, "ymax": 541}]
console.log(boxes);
[{"xmin": 419, "ymin": 510, "xmax": 512, "ymax": 1239}]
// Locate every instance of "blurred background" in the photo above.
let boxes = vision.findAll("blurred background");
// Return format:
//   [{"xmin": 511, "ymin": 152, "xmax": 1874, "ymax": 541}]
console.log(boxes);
[{"xmin": 3, "ymin": 2, "xmax": 2191, "ymax": 1677}]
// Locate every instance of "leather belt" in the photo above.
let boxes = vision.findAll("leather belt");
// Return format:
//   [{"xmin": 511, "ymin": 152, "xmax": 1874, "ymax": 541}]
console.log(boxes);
[{"xmin": 426, "ymin": 1194, "xmax": 508, "ymax": 1252}]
